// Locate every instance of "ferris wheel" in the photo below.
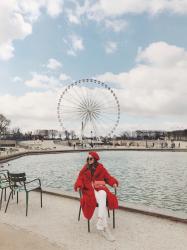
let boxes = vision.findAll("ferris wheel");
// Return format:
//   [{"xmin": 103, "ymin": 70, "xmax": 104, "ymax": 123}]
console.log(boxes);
[{"xmin": 57, "ymin": 79, "xmax": 120, "ymax": 139}]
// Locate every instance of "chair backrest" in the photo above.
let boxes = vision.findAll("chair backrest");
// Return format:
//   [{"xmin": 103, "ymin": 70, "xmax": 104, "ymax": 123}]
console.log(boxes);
[
  {"xmin": 0, "ymin": 170, "xmax": 9, "ymax": 186},
  {"xmin": 8, "ymin": 172, "xmax": 26, "ymax": 188}
]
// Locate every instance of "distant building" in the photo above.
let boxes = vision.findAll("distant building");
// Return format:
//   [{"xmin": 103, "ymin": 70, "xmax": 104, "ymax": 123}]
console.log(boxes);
[
  {"xmin": 166, "ymin": 130, "xmax": 187, "ymax": 141},
  {"xmin": 34, "ymin": 130, "xmax": 59, "ymax": 139},
  {"xmin": 136, "ymin": 130, "xmax": 166, "ymax": 140}
]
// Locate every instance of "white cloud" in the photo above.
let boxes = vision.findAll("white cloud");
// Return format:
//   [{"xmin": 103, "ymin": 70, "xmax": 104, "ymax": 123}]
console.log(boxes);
[
  {"xmin": 0, "ymin": 42, "xmax": 15, "ymax": 60},
  {"xmin": 0, "ymin": 0, "xmax": 63, "ymax": 61},
  {"xmin": 66, "ymin": 0, "xmax": 187, "ymax": 26},
  {"xmin": 71, "ymin": 35, "xmax": 84, "ymax": 50},
  {"xmin": 12, "ymin": 76, "xmax": 22, "ymax": 82},
  {"xmin": 46, "ymin": 0, "xmax": 63, "ymax": 17},
  {"xmin": 25, "ymin": 73, "xmax": 61, "ymax": 89},
  {"xmin": 47, "ymin": 58, "xmax": 62, "ymax": 70},
  {"xmin": 67, "ymin": 49, "xmax": 76, "ymax": 56},
  {"xmin": 0, "ymin": 91, "xmax": 60, "ymax": 131},
  {"xmin": 136, "ymin": 42, "xmax": 187, "ymax": 67},
  {"xmin": 66, "ymin": 10, "xmax": 81, "ymax": 24},
  {"xmin": 65, "ymin": 0, "xmax": 90, "ymax": 24},
  {"xmin": 88, "ymin": 0, "xmax": 187, "ymax": 18},
  {"xmin": 96, "ymin": 42, "xmax": 187, "ymax": 128},
  {"xmin": 105, "ymin": 41, "xmax": 117, "ymax": 54},
  {"xmin": 64, "ymin": 34, "xmax": 84, "ymax": 56},
  {"xmin": 104, "ymin": 19, "xmax": 128, "ymax": 32},
  {"xmin": 59, "ymin": 73, "xmax": 71, "ymax": 81}
]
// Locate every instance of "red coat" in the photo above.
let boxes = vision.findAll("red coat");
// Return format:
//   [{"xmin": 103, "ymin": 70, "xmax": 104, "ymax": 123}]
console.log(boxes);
[{"xmin": 74, "ymin": 163, "xmax": 119, "ymax": 220}]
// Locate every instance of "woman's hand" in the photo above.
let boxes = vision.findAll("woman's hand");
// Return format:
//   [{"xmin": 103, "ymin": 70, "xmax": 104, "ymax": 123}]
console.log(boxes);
[{"xmin": 113, "ymin": 183, "xmax": 117, "ymax": 188}]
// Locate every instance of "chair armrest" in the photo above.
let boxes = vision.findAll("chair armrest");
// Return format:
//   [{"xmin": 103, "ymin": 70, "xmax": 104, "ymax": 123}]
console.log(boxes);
[
  {"xmin": 0, "ymin": 169, "xmax": 9, "ymax": 176},
  {"xmin": 24, "ymin": 178, "xmax": 41, "ymax": 188},
  {"xmin": 0, "ymin": 172, "xmax": 9, "ymax": 182},
  {"xmin": 113, "ymin": 186, "xmax": 117, "ymax": 195},
  {"xmin": 78, "ymin": 189, "xmax": 82, "ymax": 198}
]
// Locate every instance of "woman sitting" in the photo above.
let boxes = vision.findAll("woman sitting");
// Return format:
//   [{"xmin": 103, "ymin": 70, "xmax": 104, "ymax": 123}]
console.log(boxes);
[{"xmin": 74, "ymin": 151, "xmax": 119, "ymax": 241}]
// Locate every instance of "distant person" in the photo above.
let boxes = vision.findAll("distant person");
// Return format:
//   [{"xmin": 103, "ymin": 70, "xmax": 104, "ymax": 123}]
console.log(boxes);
[
  {"xmin": 178, "ymin": 142, "xmax": 180, "ymax": 148},
  {"xmin": 74, "ymin": 151, "xmax": 118, "ymax": 242}
]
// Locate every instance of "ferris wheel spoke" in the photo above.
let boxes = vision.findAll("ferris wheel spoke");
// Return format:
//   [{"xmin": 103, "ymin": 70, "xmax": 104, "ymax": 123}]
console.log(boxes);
[
  {"xmin": 90, "ymin": 120, "xmax": 99, "ymax": 137},
  {"xmin": 59, "ymin": 111, "xmax": 84, "ymax": 118},
  {"xmin": 59, "ymin": 109, "xmax": 82, "ymax": 117},
  {"xmin": 84, "ymin": 118, "xmax": 101, "ymax": 137},
  {"xmin": 90, "ymin": 123, "xmax": 99, "ymax": 138},
  {"xmin": 101, "ymin": 110, "xmax": 119, "ymax": 117},
  {"xmin": 98, "ymin": 114, "xmax": 117, "ymax": 124},
  {"xmin": 61, "ymin": 112, "xmax": 81, "ymax": 119},
  {"xmin": 92, "ymin": 89, "xmax": 112, "ymax": 106},
  {"xmin": 60, "ymin": 95, "xmax": 83, "ymax": 108},
  {"xmin": 97, "ymin": 115, "xmax": 115, "ymax": 129},
  {"xmin": 59, "ymin": 106, "xmax": 85, "ymax": 111},
  {"xmin": 59, "ymin": 104, "xmax": 81, "ymax": 111},
  {"xmin": 90, "ymin": 99, "xmax": 102, "ymax": 111},
  {"xmin": 75, "ymin": 86, "xmax": 94, "ymax": 109},
  {"xmin": 94, "ymin": 120, "xmax": 110, "ymax": 136},
  {"xmin": 90, "ymin": 111, "xmax": 101, "ymax": 121},
  {"xmin": 60, "ymin": 109, "xmax": 83, "ymax": 116},
  {"xmin": 101, "ymin": 105, "xmax": 118, "ymax": 110},
  {"xmin": 70, "ymin": 86, "xmax": 89, "ymax": 108},
  {"xmin": 62, "ymin": 86, "xmax": 86, "ymax": 106}
]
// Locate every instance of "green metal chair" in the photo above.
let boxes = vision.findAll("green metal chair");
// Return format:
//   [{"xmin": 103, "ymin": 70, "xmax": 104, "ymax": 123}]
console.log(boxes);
[
  {"xmin": 0, "ymin": 170, "xmax": 10, "ymax": 210},
  {"xmin": 5, "ymin": 172, "xmax": 42, "ymax": 216}
]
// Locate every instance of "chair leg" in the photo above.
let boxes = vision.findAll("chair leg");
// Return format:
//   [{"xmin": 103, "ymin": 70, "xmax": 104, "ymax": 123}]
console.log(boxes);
[
  {"xmin": 17, "ymin": 192, "xmax": 19, "ymax": 204},
  {"xmin": 5, "ymin": 191, "xmax": 13, "ymax": 213},
  {"xmin": 108, "ymin": 208, "xmax": 110, "ymax": 218},
  {"xmin": 113, "ymin": 210, "xmax": 115, "ymax": 229},
  {"xmin": 88, "ymin": 220, "xmax": 90, "ymax": 232},
  {"xmin": 4, "ymin": 188, "xmax": 6, "ymax": 201},
  {"xmin": 26, "ymin": 192, "xmax": 29, "ymax": 216},
  {"xmin": 0, "ymin": 189, "xmax": 3, "ymax": 210},
  {"xmin": 40, "ymin": 189, "xmax": 43, "ymax": 208},
  {"xmin": 78, "ymin": 205, "xmax": 81, "ymax": 221}
]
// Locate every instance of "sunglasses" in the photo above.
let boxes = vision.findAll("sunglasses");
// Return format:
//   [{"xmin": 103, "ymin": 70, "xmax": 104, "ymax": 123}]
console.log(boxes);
[{"xmin": 87, "ymin": 157, "xmax": 94, "ymax": 161}]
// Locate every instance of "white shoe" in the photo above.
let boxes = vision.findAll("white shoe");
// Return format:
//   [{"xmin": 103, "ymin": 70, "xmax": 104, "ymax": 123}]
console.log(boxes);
[{"xmin": 101, "ymin": 228, "xmax": 115, "ymax": 242}]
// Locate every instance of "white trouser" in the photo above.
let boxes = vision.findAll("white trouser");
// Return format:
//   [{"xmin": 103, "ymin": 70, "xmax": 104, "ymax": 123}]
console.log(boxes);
[{"xmin": 94, "ymin": 190, "xmax": 108, "ymax": 230}]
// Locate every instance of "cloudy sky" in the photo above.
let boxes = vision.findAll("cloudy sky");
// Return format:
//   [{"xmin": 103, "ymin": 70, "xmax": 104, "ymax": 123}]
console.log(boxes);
[{"xmin": 0, "ymin": 0, "xmax": 187, "ymax": 134}]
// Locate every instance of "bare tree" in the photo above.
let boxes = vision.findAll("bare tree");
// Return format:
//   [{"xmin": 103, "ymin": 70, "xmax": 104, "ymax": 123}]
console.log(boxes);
[
  {"xmin": 70, "ymin": 130, "xmax": 76, "ymax": 140},
  {"xmin": 11, "ymin": 127, "xmax": 23, "ymax": 140},
  {"xmin": 0, "ymin": 114, "xmax": 10, "ymax": 137},
  {"xmin": 64, "ymin": 130, "xmax": 70, "ymax": 140},
  {"xmin": 119, "ymin": 131, "xmax": 131, "ymax": 140},
  {"xmin": 49, "ymin": 130, "xmax": 58, "ymax": 139}
]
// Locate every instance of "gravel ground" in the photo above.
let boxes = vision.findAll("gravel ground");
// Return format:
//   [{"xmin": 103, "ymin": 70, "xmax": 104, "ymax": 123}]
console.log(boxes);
[{"xmin": 0, "ymin": 192, "xmax": 187, "ymax": 250}]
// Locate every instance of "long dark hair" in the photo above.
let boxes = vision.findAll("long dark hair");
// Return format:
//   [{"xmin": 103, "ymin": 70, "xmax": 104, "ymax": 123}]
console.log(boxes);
[{"xmin": 87, "ymin": 159, "xmax": 98, "ymax": 176}]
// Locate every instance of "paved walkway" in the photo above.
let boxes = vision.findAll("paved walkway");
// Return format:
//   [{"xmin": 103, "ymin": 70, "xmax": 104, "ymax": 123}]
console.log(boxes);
[
  {"xmin": 0, "ymin": 192, "xmax": 187, "ymax": 250},
  {"xmin": 0, "ymin": 223, "xmax": 62, "ymax": 250}
]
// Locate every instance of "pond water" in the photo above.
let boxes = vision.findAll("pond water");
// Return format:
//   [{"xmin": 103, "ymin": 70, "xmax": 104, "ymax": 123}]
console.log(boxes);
[{"xmin": 5, "ymin": 151, "xmax": 187, "ymax": 214}]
